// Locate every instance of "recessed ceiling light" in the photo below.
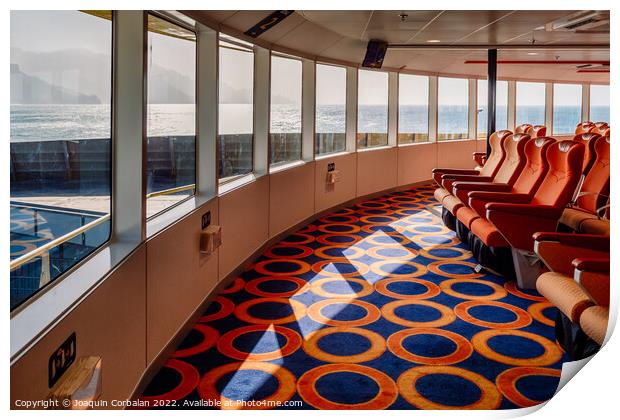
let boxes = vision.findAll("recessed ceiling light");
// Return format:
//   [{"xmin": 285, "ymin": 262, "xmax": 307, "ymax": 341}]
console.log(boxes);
[
  {"xmin": 527, "ymin": 52, "xmax": 539, "ymax": 56},
  {"xmin": 427, "ymin": 39, "xmax": 441, "ymax": 43}
]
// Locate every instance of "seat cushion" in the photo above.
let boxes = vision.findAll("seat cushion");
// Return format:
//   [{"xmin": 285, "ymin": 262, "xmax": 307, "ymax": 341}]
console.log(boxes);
[
  {"xmin": 470, "ymin": 218, "xmax": 509, "ymax": 248},
  {"xmin": 434, "ymin": 187, "xmax": 451, "ymax": 203},
  {"xmin": 580, "ymin": 306, "xmax": 609, "ymax": 345},
  {"xmin": 442, "ymin": 194, "xmax": 464, "ymax": 214},
  {"xmin": 560, "ymin": 207, "xmax": 597, "ymax": 231},
  {"xmin": 579, "ymin": 218, "xmax": 610, "ymax": 236},
  {"xmin": 456, "ymin": 207, "xmax": 481, "ymax": 229},
  {"xmin": 536, "ymin": 272, "xmax": 593, "ymax": 323}
]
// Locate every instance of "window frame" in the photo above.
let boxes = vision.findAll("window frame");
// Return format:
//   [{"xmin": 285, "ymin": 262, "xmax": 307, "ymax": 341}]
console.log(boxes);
[
  {"xmin": 589, "ymin": 84, "xmax": 610, "ymax": 124},
  {"xmin": 397, "ymin": 73, "xmax": 430, "ymax": 145},
  {"xmin": 268, "ymin": 51, "xmax": 304, "ymax": 170},
  {"xmin": 552, "ymin": 83, "xmax": 583, "ymax": 135},
  {"xmin": 315, "ymin": 61, "xmax": 348, "ymax": 157},
  {"xmin": 145, "ymin": 11, "xmax": 199, "ymax": 220},
  {"xmin": 437, "ymin": 76, "xmax": 470, "ymax": 142},
  {"xmin": 9, "ymin": 10, "xmax": 115, "ymax": 313},
  {"xmin": 217, "ymin": 35, "xmax": 256, "ymax": 185},
  {"xmin": 357, "ymin": 68, "xmax": 390, "ymax": 150}
]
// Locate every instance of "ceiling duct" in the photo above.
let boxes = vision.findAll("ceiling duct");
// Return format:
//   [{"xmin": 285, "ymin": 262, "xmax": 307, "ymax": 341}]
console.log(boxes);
[{"xmin": 544, "ymin": 10, "xmax": 609, "ymax": 32}]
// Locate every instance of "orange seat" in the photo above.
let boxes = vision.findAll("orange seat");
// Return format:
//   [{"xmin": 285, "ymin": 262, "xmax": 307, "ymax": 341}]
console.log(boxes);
[
  {"xmin": 574, "ymin": 258, "xmax": 610, "ymax": 345},
  {"xmin": 560, "ymin": 136, "xmax": 610, "ymax": 231},
  {"xmin": 441, "ymin": 133, "xmax": 530, "ymax": 216},
  {"xmin": 572, "ymin": 133, "xmax": 601, "ymax": 174},
  {"xmin": 527, "ymin": 125, "xmax": 546, "ymax": 137},
  {"xmin": 515, "ymin": 123, "xmax": 533, "ymax": 134},
  {"xmin": 533, "ymin": 232, "xmax": 610, "ymax": 277},
  {"xmin": 472, "ymin": 140, "xmax": 584, "ymax": 250},
  {"xmin": 432, "ymin": 130, "xmax": 511, "ymax": 201},
  {"xmin": 575, "ymin": 121, "xmax": 595, "ymax": 135},
  {"xmin": 452, "ymin": 136, "xmax": 553, "ymax": 230},
  {"xmin": 536, "ymin": 271, "xmax": 593, "ymax": 323}
]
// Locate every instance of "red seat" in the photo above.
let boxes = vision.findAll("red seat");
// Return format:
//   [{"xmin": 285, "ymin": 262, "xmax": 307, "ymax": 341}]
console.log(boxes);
[
  {"xmin": 573, "ymin": 133, "xmax": 601, "ymax": 174},
  {"xmin": 432, "ymin": 130, "xmax": 511, "ymax": 202},
  {"xmin": 575, "ymin": 121, "xmax": 596, "ymax": 135},
  {"xmin": 456, "ymin": 137, "xmax": 554, "ymax": 229},
  {"xmin": 471, "ymin": 140, "xmax": 584, "ymax": 250},
  {"xmin": 527, "ymin": 125, "xmax": 547, "ymax": 137},
  {"xmin": 441, "ymin": 133, "xmax": 530, "ymax": 216},
  {"xmin": 560, "ymin": 136, "xmax": 610, "ymax": 232},
  {"xmin": 515, "ymin": 124, "xmax": 533, "ymax": 134}
]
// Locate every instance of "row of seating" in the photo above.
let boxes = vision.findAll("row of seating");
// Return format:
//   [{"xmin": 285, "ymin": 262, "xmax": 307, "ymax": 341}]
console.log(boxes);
[
  {"xmin": 432, "ymin": 121, "xmax": 610, "ymax": 359},
  {"xmin": 576, "ymin": 121, "xmax": 611, "ymax": 136}
]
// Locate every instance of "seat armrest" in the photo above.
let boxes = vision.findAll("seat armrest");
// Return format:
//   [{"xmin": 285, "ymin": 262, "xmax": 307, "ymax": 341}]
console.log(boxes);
[
  {"xmin": 442, "ymin": 174, "xmax": 493, "ymax": 182},
  {"xmin": 572, "ymin": 258, "xmax": 610, "ymax": 273},
  {"xmin": 486, "ymin": 204, "xmax": 563, "ymax": 251},
  {"xmin": 433, "ymin": 168, "xmax": 479, "ymax": 175},
  {"xmin": 533, "ymin": 233, "xmax": 610, "ymax": 252},
  {"xmin": 468, "ymin": 191, "xmax": 530, "ymax": 203},
  {"xmin": 453, "ymin": 182, "xmax": 511, "ymax": 193}
]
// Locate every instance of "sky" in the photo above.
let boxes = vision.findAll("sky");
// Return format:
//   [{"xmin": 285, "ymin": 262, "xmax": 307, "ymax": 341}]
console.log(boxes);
[
  {"xmin": 358, "ymin": 69, "xmax": 388, "ymax": 105},
  {"xmin": 316, "ymin": 64, "xmax": 346, "ymax": 106},
  {"xmin": 477, "ymin": 80, "xmax": 508, "ymax": 108},
  {"xmin": 271, "ymin": 55, "xmax": 302, "ymax": 104},
  {"xmin": 516, "ymin": 82, "xmax": 546, "ymax": 106},
  {"xmin": 590, "ymin": 85, "xmax": 610, "ymax": 106},
  {"xmin": 439, "ymin": 77, "xmax": 469, "ymax": 106},
  {"xmin": 399, "ymin": 74, "xmax": 429, "ymax": 106}
]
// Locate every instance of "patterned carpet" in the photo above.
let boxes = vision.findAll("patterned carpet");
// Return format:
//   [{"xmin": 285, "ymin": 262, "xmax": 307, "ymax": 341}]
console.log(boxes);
[{"xmin": 140, "ymin": 184, "xmax": 566, "ymax": 410}]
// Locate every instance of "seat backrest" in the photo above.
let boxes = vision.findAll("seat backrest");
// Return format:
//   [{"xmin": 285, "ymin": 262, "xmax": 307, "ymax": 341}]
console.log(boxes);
[
  {"xmin": 479, "ymin": 130, "xmax": 511, "ymax": 177},
  {"xmin": 513, "ymin": 137, "xmax": 554, "ymax": 195},
  {"xmin": 576, "ymin": 136, "xmax": 611, "ymax": 213},
  {"xmin": 528, "ymin": 125, "xmax": 547, "ymax": 137},
  {"xmin": 492, "ymin": 133, "xmax": 529, "ymax": 184},
  {"xmin": 575, "ymin": 121, "xmax": 595, "ymax": 135},
  {"xmin": 573, "ymin": 133, "xmax": 601, "ymax": 174},
  {"xmin": 515, "ymin": 124, "xmax": 533, "ymax": 134},
  {"xmin": 531, "ymin": 140, "xmax": 585, "ymax": 207}
]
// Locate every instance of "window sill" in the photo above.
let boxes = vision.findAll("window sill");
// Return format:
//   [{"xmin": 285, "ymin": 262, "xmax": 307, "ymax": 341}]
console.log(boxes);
[
  {"xmin": 218, "ymin": 173, "xmax": 258, "ymax": 196},
  {"xmin": 398, "ymin": 141, "xmax": 433, "ymax": 148},
  {"xmin": 437, "ymin": 138, "xmax": 474, "ymax": 144},
  {"xmin": 10, "ymin": 240, "xmax": 141, "ymax": 362},
  {"xmin": 357, "ymin": 145, "xmax": 395, "ymax": 153},
  {"xmin": 315, "ymin": 150, "xmax": 354, "ymax": 161},
  {"xmin": 269, "ymin": 160, "xmax": 306, "ymax": 174}
]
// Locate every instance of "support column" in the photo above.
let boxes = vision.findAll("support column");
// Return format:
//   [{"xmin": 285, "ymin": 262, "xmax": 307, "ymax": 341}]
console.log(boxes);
[
  {"xmin": 428, "ymin": 76, "xmax": 438, "ymax": 142},
  {"xmin": 545, "ymin": 82, "xmax": 554, "ymax": 132},
  {"xmin": 301, "ymin": 58, "xmax": 315, "ymax": 161},
  {"xmin": 253, "ymin": 46, "xmax": 270, "ymax": 176},
  {"xmin": 486, "ymin": 49, "xmax": 497, "ymax": 155},
  {"xmin": 507, "ymin": 80, "xmax": 516, "ymax": 131},
  {"xmin": 112, "ymin": 10, "xmax": 146, "ymax": 243},
  {"xmin": 345, "ymin": 67, "xmax": 358, "ymax": 152},
  {"xmin": 581, "ymin": 83, "xmax": 590, "ymax": 122},
  {"xmin": 388, "ymin": 72, "xmax": 398, "ymax": 146}
]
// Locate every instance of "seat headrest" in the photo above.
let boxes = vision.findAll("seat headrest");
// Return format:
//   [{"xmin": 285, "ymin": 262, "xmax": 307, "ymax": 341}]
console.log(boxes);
[
  {"xmin": 546, "ymin": 140, "xmax": 585, "ymax": 173},
  {"xmin": 512, "ymin": 133, "xmax": 530, "ymax": 142},
  {"xmin": 557, "ymin": 140, "xmax": 575, "ymax": 152}
]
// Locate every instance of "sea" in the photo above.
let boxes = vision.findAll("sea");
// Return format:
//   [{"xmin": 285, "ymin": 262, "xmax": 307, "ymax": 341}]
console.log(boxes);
[{"xmin": 10, "ymin": 104, "xmax": 609, "ymax": 142}]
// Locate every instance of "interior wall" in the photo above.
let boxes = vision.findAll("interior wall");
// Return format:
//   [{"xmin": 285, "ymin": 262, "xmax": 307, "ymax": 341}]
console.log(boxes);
[
  {"xmin": 437, "ymin": 139, "xmax": 478, "ymax": 168},
  {"xmin": 10, "ymin": 247, "xmax": 147, "ymax": 409},
  {"xmin": 356, "ymin": 147, "xmax": 399, "ymax": 197},
  {"xmin": 315, "ymin": 153, "xmax": 358, "ymax": 212},
  {"xmin": 397, "ymin": 143, "xmax": 437, "ymax": 186},
  {"xmin": 145, "ymin": 199, "xmax": 219, "ymax": 363}
]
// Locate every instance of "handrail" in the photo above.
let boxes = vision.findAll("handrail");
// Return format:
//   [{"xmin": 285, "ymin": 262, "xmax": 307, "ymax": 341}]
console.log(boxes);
[
  {"xmin": 10, "ymin": 183, "xmax": 196, "ymax": 271},
  {"xmin": 10, "ymin": 214, "xmax": 111, "ymax": 271},
  {"xmin": 146, "ymin": 184, "xmax": 195, "ymax": 198}
]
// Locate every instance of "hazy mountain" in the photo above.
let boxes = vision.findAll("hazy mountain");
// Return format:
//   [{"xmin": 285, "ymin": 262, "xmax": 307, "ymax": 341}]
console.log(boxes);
[
  {"xmin": 219, "ymin": 82, "xmax": 252, "ymax": 104},
  {"xmin": 11, "ymin": 63, "xmax": 100, "ymax": 104},
  {"xmin": 11, "ymin": 47, "xmax": 198, "ymax": 105}
]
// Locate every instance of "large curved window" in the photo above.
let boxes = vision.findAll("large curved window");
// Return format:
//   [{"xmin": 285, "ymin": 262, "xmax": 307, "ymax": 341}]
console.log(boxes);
[
  {"xmin": 358, "ymin": 69, "xmax": 388, "ymax": 149},
  {"xmin": 219, "ymin": 36, "xmax": 254, "ymax": 180},
  {"xmin": 398, "ymin": 74, "xmax": 429, "ymax": 144},
  {"xmin": 553, "ymin": 83, "xmax": 582, "ymax": 135},
  {"xmin": 438, "ymin": 77, "xmax": 469, "ymax": 141},
  {"xmin": 516, "ymin": 81, "xmax": 545, "ymax": 126},
  {"xmin": 10, "ymin": 11, "xmax": 112, "ymax": 310},
  {"xmin": 146, "ymin": 14, "xmax": 196, "ymax": 218},
  {"xmin": 477, "ymin": 79, "xmax": 508, "ymax": 139},
  {"xmin": 270, "ymin": 54, "xmax": 302, "ymax": 167},
  {"xmin": 590, "ymin": 85, "xmax": 610, "ymax": 123},
  {"xmin": 316, "ymin": 64, "xmax": 346, "ymax": 156}
]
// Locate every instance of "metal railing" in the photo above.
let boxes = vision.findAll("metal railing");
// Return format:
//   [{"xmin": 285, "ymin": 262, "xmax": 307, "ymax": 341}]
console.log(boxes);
[{"xmin": 10, "ymin": 183, "xmax": 196, "ymax": 271}]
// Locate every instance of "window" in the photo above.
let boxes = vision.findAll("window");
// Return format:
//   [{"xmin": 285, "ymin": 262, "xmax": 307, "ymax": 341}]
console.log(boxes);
[
  {"xmin": 516, "ymin": 81, "xmax": 545, "ymax": 127},
  {"xmin": 590, "ymin": 85, "xmax": 610, "ymax": 123},
  {"xmin": 10, "ymin": 11, "xmax": 112, "ymax": 310},
  {"xmin": 477, "ymin": 79, "xmax": 508, "ymax": 139},
  {"xmin": 270, "ymin": 55, "xmax": 302, "ymax": 167},
  {"xmin": 219, "ymin": 37, "xmax": 254, "ymax": 180},
  {"xmin": 146, "ymin": 14, "xmax": 196, "ymax": 218},
  {"xmin": 398, "ymin": 74, "xmax": 429, "ymax": 144},
  {"xmin": 553, "ymin": 84, "xmax": 582, "ymax": 135},
  {"xmin": 438, "ymin": 77, "xmax": 469, "ymax": 141},
  {"xmin": 357, "ymin": 70, "xmax": 388, "ymax": 148},
  {"xmin": 316, "ymin": 64, "xmax": 346, "ymax": 156}
]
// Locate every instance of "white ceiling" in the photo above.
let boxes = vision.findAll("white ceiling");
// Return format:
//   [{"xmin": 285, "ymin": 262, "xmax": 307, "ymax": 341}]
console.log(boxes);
[{"xmin": 185, "ymin": 10, "xmax": 610, "ymax": 84}]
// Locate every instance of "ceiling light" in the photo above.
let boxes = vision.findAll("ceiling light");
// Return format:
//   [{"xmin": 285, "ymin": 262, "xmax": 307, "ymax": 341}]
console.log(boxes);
[
  {"xmin": 527, "ymin": 52, "xmax": 539, "ymax": 56},
  {"xmin": 427, "ymin": 39, "xmax": 441, "ymax": 43}
]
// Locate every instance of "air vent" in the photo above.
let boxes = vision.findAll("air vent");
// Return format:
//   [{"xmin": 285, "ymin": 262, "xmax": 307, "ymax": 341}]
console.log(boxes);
[{"xmin": 545, "ymin": 11, "xmax": 609, "ymax": 32}]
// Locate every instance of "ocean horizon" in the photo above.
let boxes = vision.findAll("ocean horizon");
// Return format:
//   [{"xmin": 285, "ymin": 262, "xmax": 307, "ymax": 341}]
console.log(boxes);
[{"xmin": 10, "ymin": 104, "xmax": 609, "ymax": 142}]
